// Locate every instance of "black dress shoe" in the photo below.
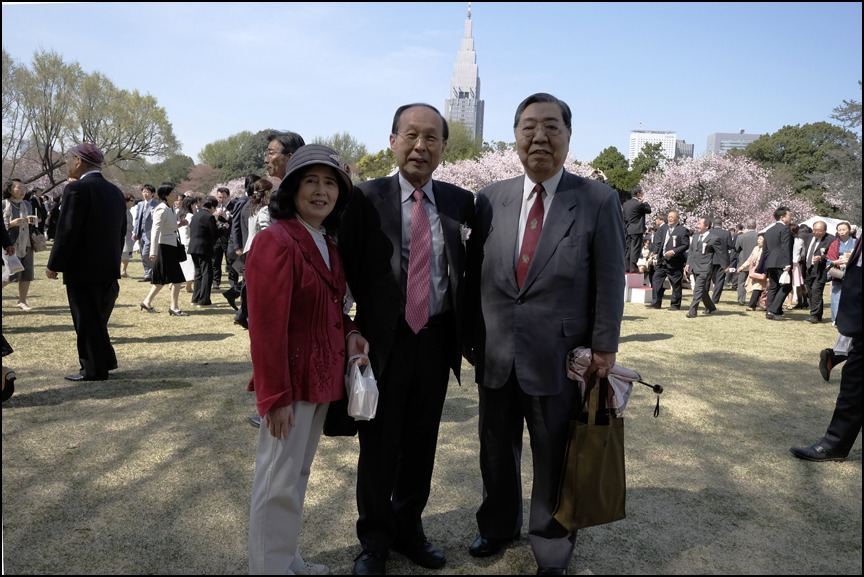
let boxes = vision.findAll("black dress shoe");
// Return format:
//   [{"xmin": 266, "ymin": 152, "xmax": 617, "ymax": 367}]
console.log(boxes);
[
  {"xmin": 685, "ymin": 311, "xmax": 697, "ymax": 318},
  {"xmin": 806, "ymin": 316, "xmax": 821, "ymax": 324},
  {"xmin": 222, "ymin": 289, "xmax": 239, "ymax": 311},
  {"xmin": 537, "ymin": 568, "xmax": 567, "ymax": 575},
  {"xmin": 819, "ymin": 348, "xmax": 834, "ymax": 381},
  {"xmin": 789, "ymin": 443, "xmax": 846, "ymax": 462},
  {"xmin": 703, "ymin": 308, "xmax": 716, "ymax": 315},
  {"xmin": 667, "ymin": 305, "xmax": 680, "ymax": 311},
  {"xmin": 468, "ymin": 535, "xmax": 516, "ymax": 558},
  {"xmin": 765, "ymin": 312, "xmax": 788, "ymax": 320},
  {"xmin": 393, "ymin": 539, "xmax": 445, "ymax": 569},
  {"xmin": 645, "ymin": 302, "xmax": 661, "ymax": 309},
  {"xmin": 352, "ymin": 550, "xmax": 387, "ymax": 575}
]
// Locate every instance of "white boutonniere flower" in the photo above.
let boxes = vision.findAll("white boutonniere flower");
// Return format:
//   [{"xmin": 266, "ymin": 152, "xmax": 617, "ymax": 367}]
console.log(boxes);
[
  {"xmin": 460, "ymin": 223, "xmax": 472, "ymax": 243},
  {"xmin": 672, "ymin": 235, "xmax": 677, "ymax": 247}
]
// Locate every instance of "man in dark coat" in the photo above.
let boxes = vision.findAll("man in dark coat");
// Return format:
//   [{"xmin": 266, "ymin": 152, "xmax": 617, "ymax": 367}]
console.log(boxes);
[
  {"xmin": 791, "ymin": 235, "xmax": 862, "ymax": 460},
  {"xmin": 762, "ymin": 206, "xmax": 794, "ymax": 320},
  {"xmin": 187, "ymin": 197, "xmax": 219, "ymax": 306},
  {"xmin": 649, "ymin": 209, "xmax": 690, "ymax": 310},
  {"xmin": 803, "ymin": 220, "xmax": 835, "ymax": 323},
  {"xmin": 621, "ymin": 185, "xmax": 651, "ymax": 273},
  {"xmin": 46, "ymin": 143, "xmax": 126, "ymax": 381},
  {"xmin": 685, "ymin": 216, "xmax": 727, "ymax": 317}
]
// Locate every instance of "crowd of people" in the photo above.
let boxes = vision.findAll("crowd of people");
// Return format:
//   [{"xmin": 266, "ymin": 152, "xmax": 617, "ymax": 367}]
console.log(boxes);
[
  {"xmin": 2, "ymin": 93, "xmax": 861, "ymax": 577},
  {"xmin": 629, "ymin": 202, "xmax": 858, "ymax": 325}
]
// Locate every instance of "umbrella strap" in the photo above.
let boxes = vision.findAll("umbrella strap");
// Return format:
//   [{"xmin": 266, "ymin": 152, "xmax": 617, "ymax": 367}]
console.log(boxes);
[{"xmin": 636, "ymin": 380, "xmax": 663, "ymax": 418}]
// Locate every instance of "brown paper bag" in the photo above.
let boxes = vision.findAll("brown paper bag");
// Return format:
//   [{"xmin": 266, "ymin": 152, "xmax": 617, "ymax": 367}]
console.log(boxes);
[{"xmin": 553, "ymin": 377, "xmax": 626, "ymax": 530}]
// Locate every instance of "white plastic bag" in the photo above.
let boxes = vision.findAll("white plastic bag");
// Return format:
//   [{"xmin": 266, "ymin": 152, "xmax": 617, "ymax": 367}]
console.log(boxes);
[
  {"xmin": 778, "ymin": 270, "xmax": 791, "ymax": 285},
  {"xmin": 345, "ymin": 355, "xmax": 378, "ymax": 421},
  {"xmin": 2, "ymin": 253, "xmax": 25, "ymax": 282}
]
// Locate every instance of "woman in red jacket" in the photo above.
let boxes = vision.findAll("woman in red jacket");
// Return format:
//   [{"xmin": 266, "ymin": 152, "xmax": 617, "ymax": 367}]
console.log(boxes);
[{"xmin": 246, "ymin": 144, "xmax": 368, "ymax": 575}]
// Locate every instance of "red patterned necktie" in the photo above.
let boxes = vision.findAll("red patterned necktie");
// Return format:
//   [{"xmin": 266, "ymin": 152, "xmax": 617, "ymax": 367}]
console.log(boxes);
[
  {"xmin": 405, "ymin": 189, "xmax": 431, "ymax": 333},
  {"xmin": 516, "ymin": 183, "xmax": 545, "ymax": 288}
]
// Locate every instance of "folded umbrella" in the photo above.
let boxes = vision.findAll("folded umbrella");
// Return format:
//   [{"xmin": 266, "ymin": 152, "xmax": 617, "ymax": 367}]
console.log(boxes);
[{"xmin": 566, "ymin": 346, "xmax": 664, "ymax": 417}]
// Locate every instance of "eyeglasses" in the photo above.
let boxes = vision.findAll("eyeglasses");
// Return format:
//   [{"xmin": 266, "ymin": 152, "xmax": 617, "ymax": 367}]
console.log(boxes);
[
  {"xmin": 517, "ymin": 121, "xmax": 566, "ymax": 138},
  {"xmin": 264, "ymin": 148, "xmax": 284, "ymax": 158},
  {"xmin": 396, "ymin": 132, "xmax": 443, "ymax": 150}
]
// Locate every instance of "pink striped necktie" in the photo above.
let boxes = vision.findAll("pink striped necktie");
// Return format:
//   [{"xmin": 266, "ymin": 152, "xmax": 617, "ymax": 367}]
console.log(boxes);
[
  {"xmin": 405, "ymin": 189, "xmax": 431, "ymax": 333},
  {"xmin": 516, "ymin": 183, "xmax": 545, "ymax": 288}
]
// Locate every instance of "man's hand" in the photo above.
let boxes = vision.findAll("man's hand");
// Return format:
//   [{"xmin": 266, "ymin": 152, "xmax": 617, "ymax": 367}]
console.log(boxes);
[
  {"xmin": 235, "ymin": 248, "xmax": 243, "ymax": 256},
  {"xmin": 4, "ymin": 246, "xmax": 14, "ymax": 256},
  {"xmin": 45, "ymin": 267, "xmax": 58, "ymax": 280},
  {"xmin": 347, "ymin": 332, "xmax": 370, "ymax": 366},
  {"xmin": 589, "ymin": 351, "xmax": 616, "ymax": 379}
]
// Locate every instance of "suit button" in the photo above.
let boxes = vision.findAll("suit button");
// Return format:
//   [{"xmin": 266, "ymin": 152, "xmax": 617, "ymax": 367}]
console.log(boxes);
[
  {"xmin": 339, "ymin": 350, "xmax": 345, "ymax": 356},
  {"xmin": 516, "ymin": 298, "xmax": 524, "ymax": 305},
  {"xmin": 335, "ymin": 322, "xmax": 342, "ymax": 329}
]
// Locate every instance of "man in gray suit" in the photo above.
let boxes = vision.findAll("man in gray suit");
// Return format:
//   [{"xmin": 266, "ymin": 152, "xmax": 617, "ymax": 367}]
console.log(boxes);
[
  {"xmin": 464, "ymin": 93, "xmax": 625, "ymax": 575},
  {"xmin": 131, "ymin": 184, "xmax": 157, "ymax": 282},
  {"xmin": 685, "ymin": 216, "xmax": 727, "ymax": 318}
]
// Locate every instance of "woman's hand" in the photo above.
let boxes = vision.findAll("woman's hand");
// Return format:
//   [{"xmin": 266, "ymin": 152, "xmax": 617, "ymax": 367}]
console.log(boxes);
[
  {"xmin": 149, "ymin": 254, "xmax": 157, "ymax": 263},
  {"xmin": 264, "ymin": 404, "xmax": 295, "ymax": 439}
]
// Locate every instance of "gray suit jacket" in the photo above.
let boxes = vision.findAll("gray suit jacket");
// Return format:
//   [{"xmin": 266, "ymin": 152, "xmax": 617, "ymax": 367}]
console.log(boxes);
[{"xmin": 466, "ymin": 171, "xmax": 625, "ymax": 396}]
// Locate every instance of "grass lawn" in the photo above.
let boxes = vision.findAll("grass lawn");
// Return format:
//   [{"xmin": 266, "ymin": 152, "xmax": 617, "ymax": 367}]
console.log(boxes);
[{"xmin": 2, "ymin": 248, "xmax": 861, "ymax": 575}]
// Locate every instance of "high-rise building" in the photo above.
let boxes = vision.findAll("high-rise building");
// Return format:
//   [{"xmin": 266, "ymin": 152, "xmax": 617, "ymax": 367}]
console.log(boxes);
[
  {"xmin": 706, "ymin": 131, "xmax": 763, "ymax": 155},
  {"xmin": 628, "ymin": 130, "xmax": 677, "ymax": 166},
  {"xmin": 444, "ymin": 3, "xmax": 484, "ymax": 143}
]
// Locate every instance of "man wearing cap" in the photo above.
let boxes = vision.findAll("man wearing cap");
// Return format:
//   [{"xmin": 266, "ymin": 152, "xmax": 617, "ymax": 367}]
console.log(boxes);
[
  {"xmin": 339, "ymin": 103, "xmax": 475, "ymax": 575},
  {"xmin": 46, "ymin": 143, "xmax": 127, "ymax": 381}
]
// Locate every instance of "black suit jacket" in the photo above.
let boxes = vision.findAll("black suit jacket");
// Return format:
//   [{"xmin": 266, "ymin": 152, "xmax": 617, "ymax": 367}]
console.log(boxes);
[
  {"xmin": 804, "ymin": 233, "xmax": 836, "ymax": 278},
  {"xmin": 652, "ymin": 223, "xmax": 690, "ymax": 268},
  {"xmin": 339, "ymin": 174, "xmax": 475, "ymax": 380},
  {"xmin": 836, "ymin": 236, "xmax": 862, "ymax": 339},
  {"xmin": 188, "ymin": 209, "xmax": 219, "ymax": 256},
  {"xmin": 712, "ymin": 227, "xmax": 733, "ymax": 268},
  {"xmin": 47, "ymin": 173, "xmax": 126, "ymax": 284},
  {"xmin": 763, "ymin": 221, "xmax": 792, "ymax": 269},
  {"xmin": 621, "ymin": 197, "xmax": 652, "ymax": 235},
  {"xmin": 230, "ymin": 196, "xmax": 249, "ymax": 252}
]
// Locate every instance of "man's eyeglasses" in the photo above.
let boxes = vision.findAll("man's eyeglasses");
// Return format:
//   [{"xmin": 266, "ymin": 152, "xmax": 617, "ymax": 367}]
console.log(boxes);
[
  {"xmin": 396, "ymin": 132, "xmax": 443, "ymax": 150},
  {"xmin": 517, "ymin": 121, "xmax": 565, "ymax": 138}
]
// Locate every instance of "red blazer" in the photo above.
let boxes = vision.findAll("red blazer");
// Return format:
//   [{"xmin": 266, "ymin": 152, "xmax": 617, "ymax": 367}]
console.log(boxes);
[{"xmin": 245, "ymin": 218, "xmax": 356, "ymax": 416}]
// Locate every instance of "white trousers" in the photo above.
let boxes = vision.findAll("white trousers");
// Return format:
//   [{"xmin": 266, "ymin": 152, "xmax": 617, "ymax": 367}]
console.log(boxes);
[{"xmin": 248, "ymin": 401, "xmax": 328, "ymax": 575}]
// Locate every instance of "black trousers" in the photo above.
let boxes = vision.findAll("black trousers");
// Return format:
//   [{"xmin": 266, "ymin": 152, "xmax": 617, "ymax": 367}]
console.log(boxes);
[
  {"xmin": 356, "ymin": 314, "xmax": 452, "ymax": 552},
  {"xmin": 191, "ymin": 253, "xmax": 213, "ymax": 305},
  {"xmin": 212, "ymin": 240, "xmax": 227, "ymax": 286},
  {"xmin": 651, "ymin": 262, "xmax": 684, "ymax": 307},
  {"xmin": 805, "ymin": 269, "xmax": 828, "ymax": 320},
  {"xmin": 624, "ymin": 234, "xmax": 642, "ymax": 273},
  {"xmin": 66, "ymin": 280, "xmax": 119, "ymax": 379},
  {"xmin": 822, "ymin": 338, "xmax": 862, "ymax": 456},
  {"xmin": 766, "ymin": 268, "xmax": 792, "ymax": 315},
  {"xmin": 711, "ymin": 264, "xmax": 726, "ymax": 303}
]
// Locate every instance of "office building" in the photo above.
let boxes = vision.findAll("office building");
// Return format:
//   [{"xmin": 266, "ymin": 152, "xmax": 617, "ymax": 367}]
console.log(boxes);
[
  {"xmin": 628, "ymin": 130, "xmax": 677, "ymax": 166},
  {"xmin": 706, "ymin": 131, "xmax": 763, "ymax": 155}
]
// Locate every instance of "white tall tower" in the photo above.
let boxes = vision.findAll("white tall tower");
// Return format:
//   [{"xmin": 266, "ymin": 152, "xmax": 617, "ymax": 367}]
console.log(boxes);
[{"xmin": 444, "ymin": 3, "xmax": 484, "ymax": 143}]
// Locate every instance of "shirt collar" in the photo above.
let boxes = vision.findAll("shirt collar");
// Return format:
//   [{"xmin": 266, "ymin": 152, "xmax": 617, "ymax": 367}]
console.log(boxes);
[
  {"xmin": 523, "ymin": 168, "xmax": 564, "ymax": 200},
  {"xmin": 399, "ymin": 174, "xmax": 436, "ymax": 206}
]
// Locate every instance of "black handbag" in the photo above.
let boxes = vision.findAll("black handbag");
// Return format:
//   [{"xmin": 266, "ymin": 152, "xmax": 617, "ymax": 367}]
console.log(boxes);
[{"xmin": 176, "ymin": 237, "xmax": 187, "ymax": 262}]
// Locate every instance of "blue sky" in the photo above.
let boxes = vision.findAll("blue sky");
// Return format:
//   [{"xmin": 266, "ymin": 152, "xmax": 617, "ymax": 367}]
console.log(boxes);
[{"xmin": 3, "ymin": 2, "xmax": 861, "ymax": 164}]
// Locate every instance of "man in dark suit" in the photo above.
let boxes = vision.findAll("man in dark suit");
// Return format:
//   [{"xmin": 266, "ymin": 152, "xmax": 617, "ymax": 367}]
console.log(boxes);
[
  {"xmin": 212, "ymin": 187, "xmax": 232, "ymax": 290},
  {"xmin": 649, "ymin": 209, "xmax": 690, "ymax": 310},
  {"xmin": 621, "ymin": 185, "xmax": 651, "ymax": 273},
  {"xmin": 45, "ymin": 143, "xmax": 126, "ymax": 381},
  {"xmin": 339, "ymin": 103, "xmax": 475, "ymax": 576},
  {"xmin": 464, "ymin": 93, "xmax": 625, "ymax": 575},
  {"xmin": 132, "ymin": 184, "xmax": 157, "ymax": 281},
  {"xmin": 791, "ymin": 235, "xmax": 862, "ymax": 461},
  {"xmin": 734, "ymin": 219, "xmax": 759, "ymax": 306},
  {"xmin": 763, "ymin": 206, "xmax": 794, "ymax": 320},
  {"xmin": 685, "ymin": 216, "xmax": 727, "ymax": 318},
  {"xmin": 188, "ymin": 197, "xmax": 219, "ymax": 307},
  {"xmin": 803, "ymin": 220, "xmax": 835, "ymax": 323},
  {"xmin": 710, "ymin": 219, "xmax": 733, "ymax": 304}
]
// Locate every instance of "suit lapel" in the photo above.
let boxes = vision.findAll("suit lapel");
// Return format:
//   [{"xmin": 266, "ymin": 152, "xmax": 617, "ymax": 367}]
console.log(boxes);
[
  {"xmin": 282, "ymin": 219, "xmax": 340, "ymax": 292},
  {"xmin": 434, "ymin": 184, "xmax": 462, "ymax": 295},
  {"xmin": 371, "ymin": 174, "xmax": 404, "ymax": 283},
  {"xmin": 495, "ymin": 179, "xmax": 523, "ymax": 293}
]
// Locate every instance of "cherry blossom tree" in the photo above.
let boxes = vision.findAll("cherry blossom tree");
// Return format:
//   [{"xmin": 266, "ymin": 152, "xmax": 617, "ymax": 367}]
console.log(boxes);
[
  {"xmin": 640, "ymin": 154, "xmax": 814, "ymax": 229},
  {"xmin": 433, "ymin": 149, "xmax": 594, "ymax": 193}
]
